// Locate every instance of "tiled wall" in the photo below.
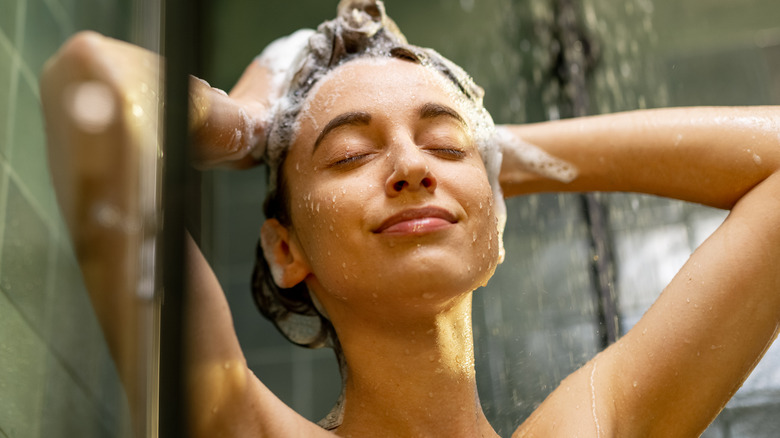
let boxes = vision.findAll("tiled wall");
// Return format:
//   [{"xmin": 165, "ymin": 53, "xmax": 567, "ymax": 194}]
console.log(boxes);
[{"xmin": 0, "ymin": 0, "xmax": 134, "ymax": 436}]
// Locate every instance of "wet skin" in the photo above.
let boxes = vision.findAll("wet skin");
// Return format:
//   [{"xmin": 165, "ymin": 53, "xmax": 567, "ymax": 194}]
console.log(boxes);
[{"xmin": 274, "ymin": 58, "xmax": 501, "ymax": 318}]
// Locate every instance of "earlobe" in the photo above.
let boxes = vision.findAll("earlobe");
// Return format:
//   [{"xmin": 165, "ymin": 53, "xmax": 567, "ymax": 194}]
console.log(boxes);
[{"xmin": 260, "ymin": 219, "xmax": 310, "ymax": 288}]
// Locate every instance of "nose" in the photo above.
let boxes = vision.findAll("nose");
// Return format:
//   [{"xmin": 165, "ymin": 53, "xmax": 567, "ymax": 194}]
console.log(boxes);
[{"xmin": 385, "ymin": 143, "xmax": 437, "ymax": 197}]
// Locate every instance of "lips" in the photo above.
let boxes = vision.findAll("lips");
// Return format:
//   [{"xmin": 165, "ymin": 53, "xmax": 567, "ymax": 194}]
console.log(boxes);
[{"xmin": 374, "ymin": 206, "xmax": 458, "ymax": 235}]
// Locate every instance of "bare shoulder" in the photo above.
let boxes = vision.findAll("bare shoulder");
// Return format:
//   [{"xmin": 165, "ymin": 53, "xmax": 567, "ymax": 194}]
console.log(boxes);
[{"xmin": 512, "ymin": 357, "xmax": 619, "ymax": 438}]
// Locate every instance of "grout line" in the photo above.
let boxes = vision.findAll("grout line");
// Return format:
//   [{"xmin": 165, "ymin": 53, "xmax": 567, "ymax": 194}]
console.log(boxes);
[
  {"xmin": 0, "ymin": 28, "xmax": 38, "ymax": 101},
  {"xmin": 0, "ymin": 163, "xmax": 8, "ymax": 272},
  {"xmin": 0, "ymin": 264, "xmax": 123, "ymax": 430},
  {"xmin": 2, "ymin": 161, "xmax": 59, "ymax": 237},
  {"xmin": 0, "ymin": 25, "xmax": 39, "ymax": 99},
  {"xmin": 42, "ymin": 0, "xmax": 74, "ymax": 38}
]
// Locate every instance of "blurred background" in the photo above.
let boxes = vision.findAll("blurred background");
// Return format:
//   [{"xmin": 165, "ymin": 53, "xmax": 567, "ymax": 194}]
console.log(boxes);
[{"xmin": 1, "ymin": 0, "xmax": 779, "ymax": 436}]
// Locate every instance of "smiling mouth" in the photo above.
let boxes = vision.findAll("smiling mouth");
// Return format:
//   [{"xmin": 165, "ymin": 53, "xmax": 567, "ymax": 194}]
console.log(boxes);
[{"xmin": 374, "ymin": 207, "xmax": 458, "ymax": 235}]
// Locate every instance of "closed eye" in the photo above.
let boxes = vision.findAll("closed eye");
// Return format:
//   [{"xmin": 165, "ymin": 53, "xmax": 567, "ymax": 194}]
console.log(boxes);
[
  {"xmin": 426, "ymin": 147, "xmax": 466, "ymax": 160},
  {"xmin": 330, "ymin": 153, "xmax": 372, "ymax": 168}
]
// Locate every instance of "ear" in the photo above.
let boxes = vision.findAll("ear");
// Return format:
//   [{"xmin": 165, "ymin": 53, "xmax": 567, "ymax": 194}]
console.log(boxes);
[{"xmin": 260, "ymin": 218, "xmax": 311, "ymax": 288}]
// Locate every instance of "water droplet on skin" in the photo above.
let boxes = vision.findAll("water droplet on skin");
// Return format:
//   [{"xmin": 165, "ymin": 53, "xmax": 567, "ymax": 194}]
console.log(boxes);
[
  {"xmin": 428, "ymin": 392, "xmax": 434, "ymax": 398},
  {"xmin": 422, "ymin": 292, "xmax": 435, "ymax": 299},
  {"xmin": 405, "ymin": 349, "xmax": 410, "ymax": 355},
  {"xmin": 329, "ymin": 225, "xmax": 334, "ymax": 231},
  {"xmin": 342, "ymin": 262, "xmax": 346, "ymax": 268},
  {"xmin": 223, "ymin": 362, "xmax": 231, "ymax": 370},
  {"xmin": 212, "ymin": 406, "xmax": 218, "ymax": 414}
]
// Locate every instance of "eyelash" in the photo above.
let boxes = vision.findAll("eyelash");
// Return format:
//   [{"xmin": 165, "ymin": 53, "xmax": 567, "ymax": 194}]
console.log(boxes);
[
  {"xmin": 426, "ymin": 147, "xmax": 466, "ymax": 159},
  {"xmin": 328, "ymin": 146, "xmax": 465, "ymax": 168},
  {"xmin": 330, "ymin": 153, "xmax": 371, "ymax": 168}
]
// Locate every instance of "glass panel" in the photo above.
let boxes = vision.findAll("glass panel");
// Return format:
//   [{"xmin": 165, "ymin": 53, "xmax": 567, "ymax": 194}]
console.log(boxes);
[{"xmin": 0, "ymin": 0, "xmax": 163, "ymax": 436}]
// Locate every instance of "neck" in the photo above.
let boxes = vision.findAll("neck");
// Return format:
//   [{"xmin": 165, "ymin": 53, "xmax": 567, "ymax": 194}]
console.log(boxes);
[{"xmin": 329, "ymin": 293, "xmax": 497, "ymax": 438}]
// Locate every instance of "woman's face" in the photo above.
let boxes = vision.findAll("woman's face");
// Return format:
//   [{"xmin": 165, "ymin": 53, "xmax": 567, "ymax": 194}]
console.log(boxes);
[{"xmin": 281, "ymin": 58, "xmax": 500, "ymax": 313}]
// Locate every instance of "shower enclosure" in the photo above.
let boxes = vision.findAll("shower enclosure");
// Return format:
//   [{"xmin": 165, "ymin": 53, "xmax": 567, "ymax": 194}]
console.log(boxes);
[{"xmin": 1, "ymin": 0, "xmax": 778, "ymax": 436}]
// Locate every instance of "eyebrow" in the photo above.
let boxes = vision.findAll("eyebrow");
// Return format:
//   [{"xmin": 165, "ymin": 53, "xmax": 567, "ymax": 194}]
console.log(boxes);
[
  {"xmin": 418, "ymin": 102, "xmax": 468, "ymax": 128},
  {"xmin": 311, "ymin": 102, "xmax": 468, "ymax": 153},
  {"xmin": 313, "ymin": 111, "xmax": 372, "ymax": 152}
]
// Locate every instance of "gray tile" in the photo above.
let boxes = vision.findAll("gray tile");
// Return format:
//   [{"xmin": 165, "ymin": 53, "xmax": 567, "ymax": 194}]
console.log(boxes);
[
  {"xmin": 39, "ymin": 352, "xmax": 117, "ymax": 438},
  {"xmin": 9, "ymin": 77, "xmax": 56, "ymax": 217},
  {"xmin": 0, "ymin": 290, "xmax": 46, "ymax": 438},
  {"xmin": 0, "ymin": 179, "xmax": 52, "ymax": 332},
  {"xmin": 0, "ymin": 0, "xmax": 18, "ymax": 46},
  {"xmin": 211, "ymin": 169, "xmax": 266, "ymax": 276},
  {"xmin": 723, "ymin": 402, "xmax": 780, "ymax": 438},
  {"xmin": 72, "ymin": 0, "xmax": 130, "ymax": 39},
  {"xmin": 310, "ymin": 354, "xmax": 341, "ymax": 421},
  {"xmin": 21, "ymin": 0, "xmax": 68, "ymax": 77},
  {"xmin": 45, "ymin": 243, "xmax": 126, "ymax": 427}
]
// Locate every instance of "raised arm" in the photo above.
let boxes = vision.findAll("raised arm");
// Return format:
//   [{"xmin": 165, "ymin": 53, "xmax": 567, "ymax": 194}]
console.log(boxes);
[{"xmin": 504, "ymin": 107, "xmax": 780, "ymax": 437}]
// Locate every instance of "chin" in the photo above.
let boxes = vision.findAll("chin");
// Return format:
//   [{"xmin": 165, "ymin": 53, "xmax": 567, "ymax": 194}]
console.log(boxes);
[{"xmin": 387, "ymin": 250, "xmax": 498, "ymax": 295}]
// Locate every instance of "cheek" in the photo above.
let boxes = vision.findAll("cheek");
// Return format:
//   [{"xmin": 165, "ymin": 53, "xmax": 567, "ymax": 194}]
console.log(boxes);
[
  {"xmin": 446, "ymin": 164, "xmax": 501, "ymax": 274},
  {"xmin": 288, "ymin": 178, "xmax": 378, "ymax": 279}
]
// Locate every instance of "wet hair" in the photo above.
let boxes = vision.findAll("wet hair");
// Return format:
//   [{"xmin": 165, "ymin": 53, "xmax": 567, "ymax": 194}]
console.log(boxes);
[{"xmin": 250, "ymin": 0, "xmax": 503, "ymax": 428}]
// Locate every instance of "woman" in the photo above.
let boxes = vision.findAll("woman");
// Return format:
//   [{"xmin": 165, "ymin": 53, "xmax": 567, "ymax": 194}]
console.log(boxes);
[{"xmin": 42, "ymin": 1, "xmax": 779, "ymax": 437}]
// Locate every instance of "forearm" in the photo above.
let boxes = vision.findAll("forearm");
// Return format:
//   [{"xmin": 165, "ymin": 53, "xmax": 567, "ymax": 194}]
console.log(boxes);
[{"xmin": 499, "ymin": 106, "xmax": 780, "ymax": 208}]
